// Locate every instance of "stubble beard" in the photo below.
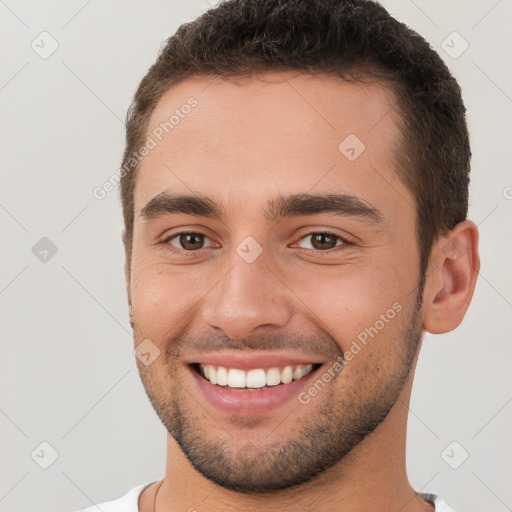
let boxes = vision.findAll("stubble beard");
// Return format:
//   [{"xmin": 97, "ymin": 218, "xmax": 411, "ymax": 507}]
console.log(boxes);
[{"xmin": 135, "ymin": 285, "xmax": 424, "ymax": 493}]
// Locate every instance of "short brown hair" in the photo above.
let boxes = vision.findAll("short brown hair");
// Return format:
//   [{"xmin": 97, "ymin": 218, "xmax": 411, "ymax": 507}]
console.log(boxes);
[{"xmin": 120, "ymin": 0, "xmax": 470, "ymax": 276}]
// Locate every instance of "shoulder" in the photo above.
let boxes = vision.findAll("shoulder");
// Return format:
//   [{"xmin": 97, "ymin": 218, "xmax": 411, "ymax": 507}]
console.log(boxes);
[
  {"xmin": 73, "ymin": 481, "xmax": 156, "ymax": 512},
  {"xmin": 419, "ymin": 492, "xmax": 456, "ymax": 512}
]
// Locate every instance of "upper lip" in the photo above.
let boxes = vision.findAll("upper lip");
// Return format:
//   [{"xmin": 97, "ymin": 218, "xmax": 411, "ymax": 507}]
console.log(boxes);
[{"xmin": 186, "ymin": 351, "xmax": 324, "ymax": 371}]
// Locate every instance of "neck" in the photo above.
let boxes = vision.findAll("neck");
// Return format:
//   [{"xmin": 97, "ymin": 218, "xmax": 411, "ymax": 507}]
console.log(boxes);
[{"xmin": 154, "ymin": 360, "xmax": 433, "ymax": 512}]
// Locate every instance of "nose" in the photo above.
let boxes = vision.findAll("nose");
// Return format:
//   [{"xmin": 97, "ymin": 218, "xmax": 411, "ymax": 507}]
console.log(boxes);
[{"xmin": 201, "ymin": 251, "xmax": 294, "ymax": 340}]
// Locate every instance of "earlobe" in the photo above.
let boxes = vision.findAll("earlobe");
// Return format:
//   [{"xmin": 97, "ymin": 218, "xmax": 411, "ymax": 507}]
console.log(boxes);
[{"xmin": 423, "ymin": 220, "xmax": 480, "ymax": 335}]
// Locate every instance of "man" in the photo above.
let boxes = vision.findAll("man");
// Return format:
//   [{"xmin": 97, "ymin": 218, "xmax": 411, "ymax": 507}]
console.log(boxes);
[{"xmin": 79, "ymin": 0, "xmax": 479, "ymax": 510}]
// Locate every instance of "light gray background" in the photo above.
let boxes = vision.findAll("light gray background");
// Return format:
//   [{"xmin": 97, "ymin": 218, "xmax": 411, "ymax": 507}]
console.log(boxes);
[{"xmin": 1, "ymin": 1, "xmax": 511, "ymax": 511}]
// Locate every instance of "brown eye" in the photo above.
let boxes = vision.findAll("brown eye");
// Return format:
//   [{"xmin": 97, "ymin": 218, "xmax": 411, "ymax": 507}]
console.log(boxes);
[
  {"xmin": 298, "ymin": 232, "xmax": 345, "ymax": 251},
  {"xmin": 167, "ymin": 232, "xmax": 213, "ymax": 251}
]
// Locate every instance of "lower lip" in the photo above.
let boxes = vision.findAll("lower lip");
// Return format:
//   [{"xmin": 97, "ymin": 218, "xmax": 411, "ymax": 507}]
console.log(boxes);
[{"xmin": 188, "ymin": 365, "xmax": 322, "ymax": 415}]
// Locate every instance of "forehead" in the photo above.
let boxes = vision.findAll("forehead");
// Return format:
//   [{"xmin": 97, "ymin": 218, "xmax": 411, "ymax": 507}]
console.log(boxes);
[{"xmin": 134, "ymin": 71, "xmax": 410, "ymax": 223}]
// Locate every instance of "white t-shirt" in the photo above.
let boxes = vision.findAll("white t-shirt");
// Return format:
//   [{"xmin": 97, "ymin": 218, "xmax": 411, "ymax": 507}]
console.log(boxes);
[{"xmin": 76, "ymin": 480, "xmax": 456, "ymax": 512}]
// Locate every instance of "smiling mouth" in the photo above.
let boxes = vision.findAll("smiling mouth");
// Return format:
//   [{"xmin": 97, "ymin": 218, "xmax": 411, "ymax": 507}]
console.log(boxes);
[{"xmin": 191, "ymin": 362, "xmax": 323, "ymax": 391}]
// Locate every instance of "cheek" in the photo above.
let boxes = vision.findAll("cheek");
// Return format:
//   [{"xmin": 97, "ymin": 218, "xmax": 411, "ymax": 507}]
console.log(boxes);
[
  {"xmin": 130, "ymin": 262, "xmax": 201, "ymax": 342},
  {"xmin": 282, "ymin": 260, "xmax": 408, "ymax": 346}
]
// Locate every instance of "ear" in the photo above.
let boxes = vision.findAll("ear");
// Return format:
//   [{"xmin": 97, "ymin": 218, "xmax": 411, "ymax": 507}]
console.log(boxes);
[
  {"xmin": 422, "ymin": 220, "xmax": 480, "ymax": 334},
  {"xmin": 121, "ymin": 230, "xmax": 131, "ymax": 305}
]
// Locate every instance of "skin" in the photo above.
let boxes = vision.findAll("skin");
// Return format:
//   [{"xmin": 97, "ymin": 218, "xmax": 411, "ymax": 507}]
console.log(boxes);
[{"xmin": 124, "ymin": 71, "xmax": 480, "ymax": 512}]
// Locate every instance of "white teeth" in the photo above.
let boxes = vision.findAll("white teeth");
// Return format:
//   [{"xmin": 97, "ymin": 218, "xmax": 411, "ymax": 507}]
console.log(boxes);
[
  {"xmin": 217, "ymin": 366, "xmax": 228, "ymax": 386},
  {"xmin": 199, "ymin": 363, "xmax": 316, "ymax": 389},
  {"xmin": 209, "ymin": 366, "xmax": 218, "ymax": 385},
  {"xmin": 281, "ymin": 366, "xmax": 293, "ymax": 384},
  {"xmin": 266, "ymin": 367, "xmax": 281, "ymax": 386},
  {"xmin": 293, "ymin": 366, "xmax": 303, "ymax": 380},
  {"xmin": 227, "ymin": 368, "xmax": 246, "ymax": 388},
  {"xmin": 246, "ymin": 368, "xmax": 267, "ymax": 388}
]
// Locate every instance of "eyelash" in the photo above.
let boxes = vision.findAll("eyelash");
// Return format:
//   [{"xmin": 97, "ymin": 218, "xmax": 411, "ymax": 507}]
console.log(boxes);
[{"xmin": 161, "ymin": 230, "xmax": 352, "ymax": 257}]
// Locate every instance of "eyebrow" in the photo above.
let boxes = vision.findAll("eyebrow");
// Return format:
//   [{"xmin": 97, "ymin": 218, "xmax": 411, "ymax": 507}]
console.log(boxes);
[{"xmin": 140, "ymin": 191, "xmax": 385, "ymax": 225}]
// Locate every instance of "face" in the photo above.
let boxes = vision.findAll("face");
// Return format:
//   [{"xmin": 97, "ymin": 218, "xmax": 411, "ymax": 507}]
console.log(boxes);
[{"xmin": 126, "ymin": 72, "xmax": 425, "ymax": 492}]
